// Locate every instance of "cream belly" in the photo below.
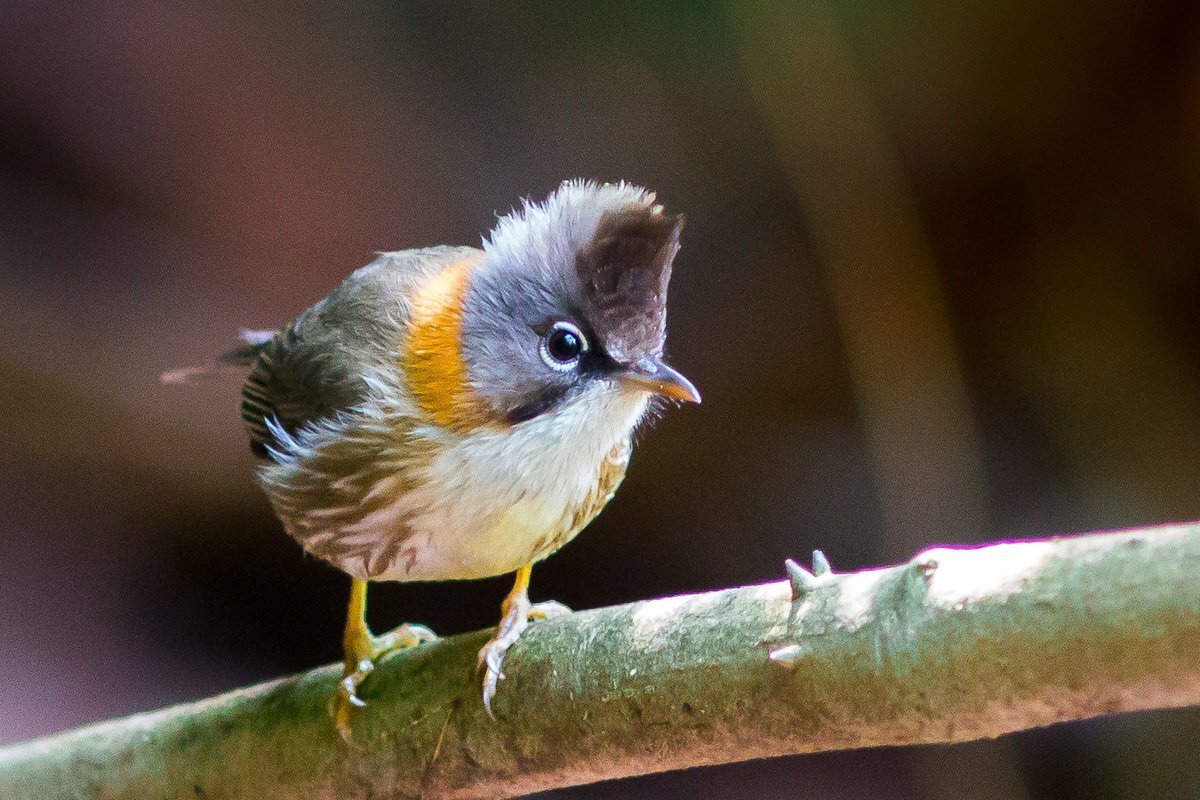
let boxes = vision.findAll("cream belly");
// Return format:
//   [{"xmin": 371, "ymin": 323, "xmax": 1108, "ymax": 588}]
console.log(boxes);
[
  {"xmin": 396, "ymin": 493, "xmax": 589, "ymax": 582},
  {"xmin": 366, "ymin": 384, "xmax": 645, "ymax": 582}
]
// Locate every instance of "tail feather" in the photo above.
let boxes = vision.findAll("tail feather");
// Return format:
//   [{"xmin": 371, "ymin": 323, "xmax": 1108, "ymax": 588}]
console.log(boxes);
[{"xmin": 161, "ymin": 329, "xmax": 277, "ymax": 385}]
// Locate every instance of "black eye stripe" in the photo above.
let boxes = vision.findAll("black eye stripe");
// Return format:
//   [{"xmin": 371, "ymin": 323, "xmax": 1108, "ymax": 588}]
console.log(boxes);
[{"xmin": 505, "ymin": 384, "xmax": 571, "ymax": 424}]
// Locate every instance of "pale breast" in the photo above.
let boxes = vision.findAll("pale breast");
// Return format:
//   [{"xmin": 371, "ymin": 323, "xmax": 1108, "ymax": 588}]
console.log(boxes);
[
  {"xmin": 266, "ymin": 376, "xmax": 648, "ymax": 582},
  {"xmin": 366, "ymin": 384, "xmax": 646, "ymax": 582}
]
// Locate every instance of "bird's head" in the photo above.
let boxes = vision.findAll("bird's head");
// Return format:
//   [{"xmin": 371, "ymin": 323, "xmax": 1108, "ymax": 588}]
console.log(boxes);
[{"xmin": 404, "ymin": 180, "xmax": 698, "ymax": 438}]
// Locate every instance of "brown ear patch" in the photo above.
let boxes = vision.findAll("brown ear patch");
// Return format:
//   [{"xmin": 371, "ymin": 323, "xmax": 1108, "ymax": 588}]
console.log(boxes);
[{"xmin": 576, "ymin": 206, "xmax": 684, "ymax": 364}]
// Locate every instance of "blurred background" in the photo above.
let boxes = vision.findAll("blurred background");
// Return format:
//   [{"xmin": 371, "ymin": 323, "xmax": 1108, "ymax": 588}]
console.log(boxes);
[{"xmin": 3, "ymin": 1, "xmax": 1200, "ymax": 797}]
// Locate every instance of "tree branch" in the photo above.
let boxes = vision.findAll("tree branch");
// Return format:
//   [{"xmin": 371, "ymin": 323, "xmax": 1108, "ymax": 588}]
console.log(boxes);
[{"xmin": 3, "ymin": 523, "xmax": 1200, "ymax": 799}]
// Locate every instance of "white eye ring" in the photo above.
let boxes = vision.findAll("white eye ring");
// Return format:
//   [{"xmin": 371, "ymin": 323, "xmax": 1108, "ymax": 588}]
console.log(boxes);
[{"xmin": 539, "ymin": 321, "xmax": 588, "ymax": 371}]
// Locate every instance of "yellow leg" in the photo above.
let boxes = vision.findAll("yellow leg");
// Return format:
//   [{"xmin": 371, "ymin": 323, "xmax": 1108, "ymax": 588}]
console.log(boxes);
[
  {"xmin": 505, "ymin": 565, "xmax": 532, "ymax": 615},
  {"xmin": 342, "ymin": 577, "xmax": 370, "ymax": 672},
  {"xmin": 477, "ymin": 565, "xmax": 571, "ymax": 718},
  {"xmin": 333, "ymin": 578, "xmax": 436, "ymax": 738}
]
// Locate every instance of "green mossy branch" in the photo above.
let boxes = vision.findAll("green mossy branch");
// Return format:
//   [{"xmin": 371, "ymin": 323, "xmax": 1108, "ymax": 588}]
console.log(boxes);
[{"xmin": 3, "ymin": 524, "xmax": 1200, "ymax": 799}]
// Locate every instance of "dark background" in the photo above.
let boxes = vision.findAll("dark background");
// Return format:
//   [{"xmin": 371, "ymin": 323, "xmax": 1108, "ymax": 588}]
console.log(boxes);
[{"xmin": 4, "ymin": 2, "xmax": 1200, "ymax": 798}]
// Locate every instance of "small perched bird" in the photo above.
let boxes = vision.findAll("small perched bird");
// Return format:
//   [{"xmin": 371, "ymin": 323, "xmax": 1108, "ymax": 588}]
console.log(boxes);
[{"xmin": 171, "ymin": 180, "xmax": 698, "ymax": 729}]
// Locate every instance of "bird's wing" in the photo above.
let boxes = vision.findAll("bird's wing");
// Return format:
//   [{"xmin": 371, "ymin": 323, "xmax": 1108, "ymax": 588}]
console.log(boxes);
[{"xmin": 241, "ymin": 245, "xmax": 482, "ymax": 456}]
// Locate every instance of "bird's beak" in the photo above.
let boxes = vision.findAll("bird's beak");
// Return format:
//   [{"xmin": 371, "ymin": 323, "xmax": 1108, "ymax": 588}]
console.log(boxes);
[{"xmin": 616, "ymin": 359, "xmax": 702, "ymax": 404}]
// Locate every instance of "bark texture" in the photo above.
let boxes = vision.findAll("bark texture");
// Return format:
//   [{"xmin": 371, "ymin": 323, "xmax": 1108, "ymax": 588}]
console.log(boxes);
[{"xmin": 2, "ymin": 523, "xmax": 1199, "ymax": 799}]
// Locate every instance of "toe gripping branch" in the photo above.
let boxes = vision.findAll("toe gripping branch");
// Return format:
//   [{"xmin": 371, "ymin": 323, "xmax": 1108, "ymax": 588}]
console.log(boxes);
[{"xmin": 768, "ymin": 549, "xmax": 836, "ymax": 667}]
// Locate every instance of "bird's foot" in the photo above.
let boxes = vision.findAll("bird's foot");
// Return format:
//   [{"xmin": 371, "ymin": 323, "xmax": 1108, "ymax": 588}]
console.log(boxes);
[
  {"xmin": 477, "ymin": 596, "xmax": 570, "ymax": 718},
  {"xmin": 334, "ymin": 622, "xmax": 437, "ymax": 738}
]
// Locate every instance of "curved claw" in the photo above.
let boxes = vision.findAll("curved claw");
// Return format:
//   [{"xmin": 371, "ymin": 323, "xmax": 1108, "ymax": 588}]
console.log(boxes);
[
  {"xmin": 478, "ymin": 598, "xmax": 531, "ymax": 718},
  {"xmin": 333, "ymin": 658, "xmax": 374, "ymax": 738},
  {"xmin": 334, "ymin": 623, "xmax": 437, "ymax": 739},
  {"xmin": 477, "ymin": 597, "xmax": 572, "ymax": 718}
]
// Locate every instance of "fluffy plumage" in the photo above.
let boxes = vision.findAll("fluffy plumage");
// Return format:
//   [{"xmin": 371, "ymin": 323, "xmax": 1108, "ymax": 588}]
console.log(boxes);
[{"xmin": 239, "ymin": 180, "xmax": 685, "ymax": 583}]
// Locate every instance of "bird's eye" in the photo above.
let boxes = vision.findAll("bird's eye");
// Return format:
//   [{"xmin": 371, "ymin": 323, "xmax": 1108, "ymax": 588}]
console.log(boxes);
[{"xmin": 541, "ymin": 321, "xmax": 587, "ymax": 369}]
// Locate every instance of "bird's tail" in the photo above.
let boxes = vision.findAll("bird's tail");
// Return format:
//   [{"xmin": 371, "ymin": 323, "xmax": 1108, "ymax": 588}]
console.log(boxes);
[{"xmin": 160, "ymin": 329, "xmax": 277, "ymax": 385}]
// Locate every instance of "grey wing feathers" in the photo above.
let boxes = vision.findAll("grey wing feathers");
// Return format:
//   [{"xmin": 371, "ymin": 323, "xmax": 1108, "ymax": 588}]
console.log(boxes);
[
  {"xmin": 240, "ymin": 341, "xmax": 288, "ymax": 455},
  {"xmin": 239, "ymin": 246, "xmax": 482, "ymax": 458}
]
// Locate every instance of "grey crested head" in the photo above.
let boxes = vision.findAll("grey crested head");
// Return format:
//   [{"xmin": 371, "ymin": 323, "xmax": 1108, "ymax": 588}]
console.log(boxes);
[{"xmin": 459, "ymin": 180, "xmax": 694, "ymax": 426}]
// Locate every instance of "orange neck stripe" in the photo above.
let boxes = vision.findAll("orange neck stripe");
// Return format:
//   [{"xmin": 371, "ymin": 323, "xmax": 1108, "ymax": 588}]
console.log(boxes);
[{"xmin": 404, "ymin": 258, "xmax": 496, "ymax": 432}]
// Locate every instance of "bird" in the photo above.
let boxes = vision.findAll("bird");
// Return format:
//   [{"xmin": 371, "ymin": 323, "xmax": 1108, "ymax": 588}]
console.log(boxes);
[{"xmin": 170, "ymin": 180, "xmax": 699, "ymax": 731}]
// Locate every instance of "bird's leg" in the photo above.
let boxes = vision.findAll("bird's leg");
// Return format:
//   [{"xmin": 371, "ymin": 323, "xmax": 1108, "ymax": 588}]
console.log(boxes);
[
  {"xmin": 333, "ymin": 577, "xmax": 436, "ymax": 737},
  {"xmin": 477, "ymin": 564, "xmax": 571, "ymax": 717}
]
